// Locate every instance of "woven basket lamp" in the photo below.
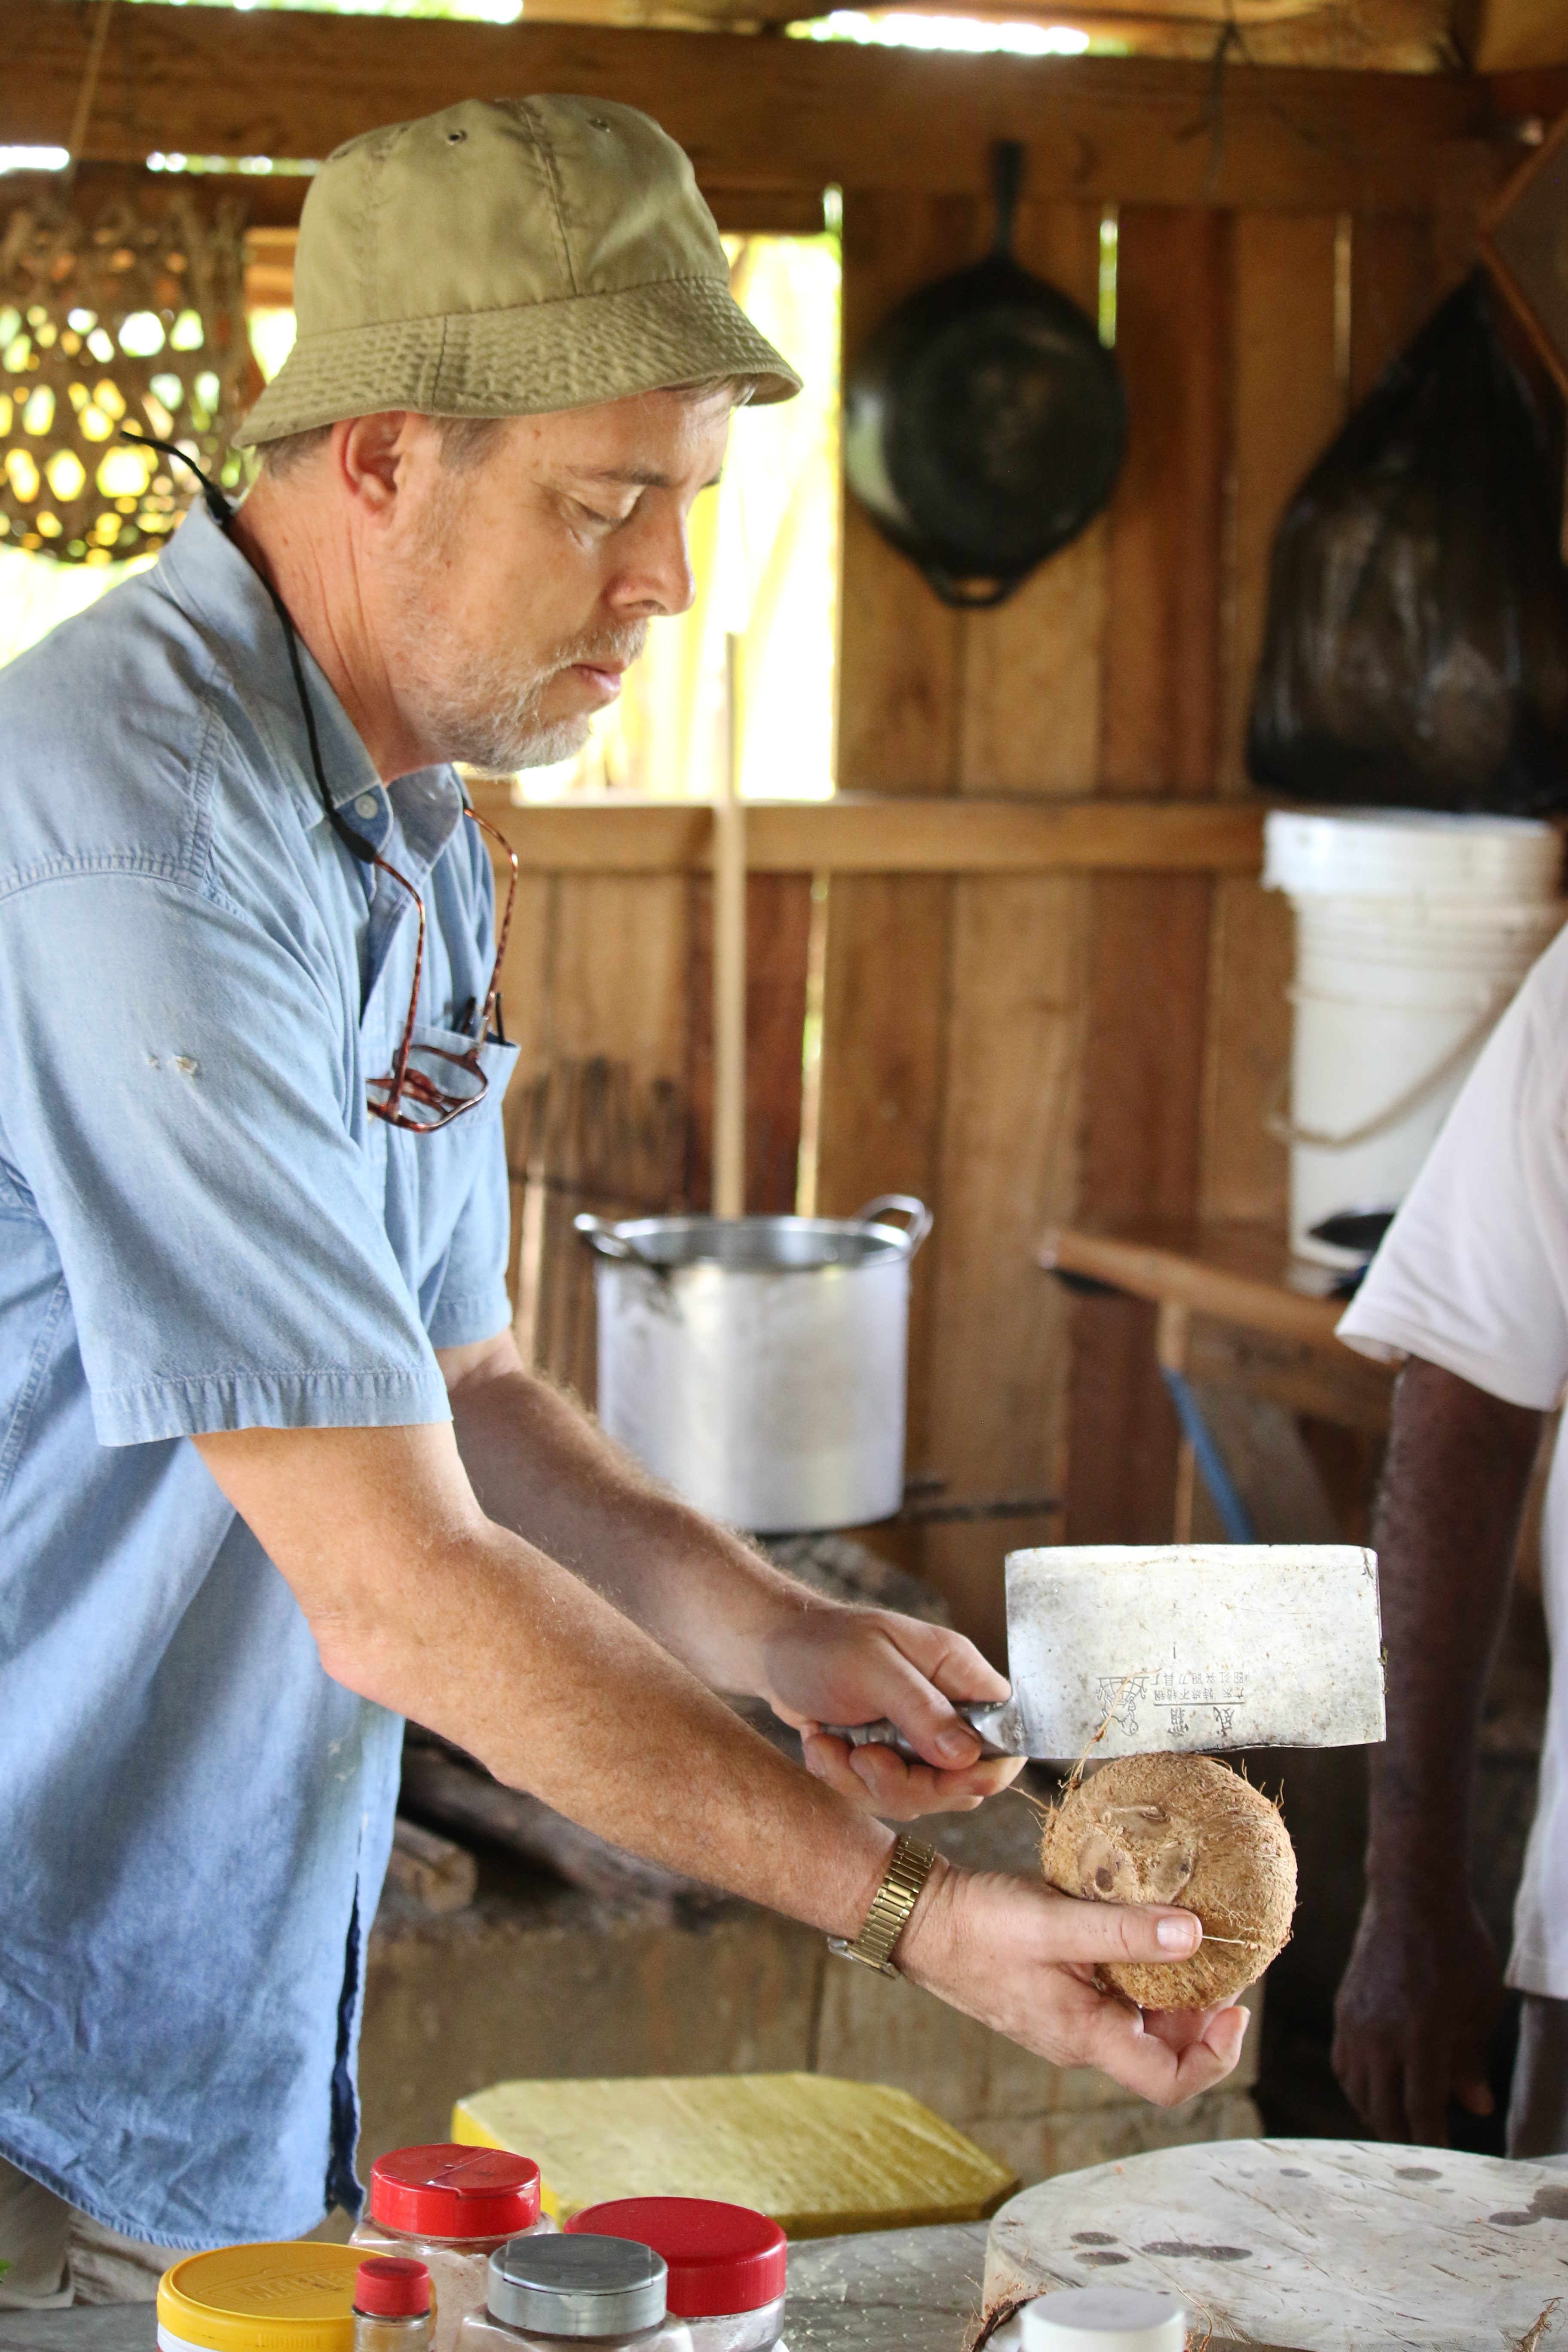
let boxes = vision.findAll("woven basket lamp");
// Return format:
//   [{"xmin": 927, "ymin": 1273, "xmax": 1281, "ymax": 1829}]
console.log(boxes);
[{"xmin": 0, "ymin": 182, "xmax": 260, "ymax": 565}]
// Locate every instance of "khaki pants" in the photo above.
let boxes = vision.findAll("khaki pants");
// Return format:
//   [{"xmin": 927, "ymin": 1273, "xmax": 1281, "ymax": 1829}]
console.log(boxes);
[{"xmin": 0, "ymin": 2153, "xmax": 187, "ymax": 2309}]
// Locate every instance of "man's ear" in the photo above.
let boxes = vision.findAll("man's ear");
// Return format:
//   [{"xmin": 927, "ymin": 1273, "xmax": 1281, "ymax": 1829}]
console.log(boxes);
[{"xmin": 335, "ymin": 413, "xmax": 416, "ymax": 522}]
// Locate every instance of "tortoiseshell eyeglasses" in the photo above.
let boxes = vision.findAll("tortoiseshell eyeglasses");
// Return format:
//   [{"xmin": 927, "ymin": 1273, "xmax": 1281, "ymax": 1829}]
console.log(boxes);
[{"xmin": 364, "ymin": 805, "xmax": 519, "ymax": 1134}]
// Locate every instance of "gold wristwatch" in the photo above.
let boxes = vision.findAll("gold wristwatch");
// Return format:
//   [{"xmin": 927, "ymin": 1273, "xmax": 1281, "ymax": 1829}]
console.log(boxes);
[{"xmin": 827, "ymin": 1835, "xmax": 938, "ymax": 1977}]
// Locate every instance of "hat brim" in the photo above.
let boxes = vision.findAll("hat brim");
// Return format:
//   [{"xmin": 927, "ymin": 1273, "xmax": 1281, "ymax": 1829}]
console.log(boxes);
[{"xmin": 233, "ymin": 274, "xmax": 801, "ymax": 447}]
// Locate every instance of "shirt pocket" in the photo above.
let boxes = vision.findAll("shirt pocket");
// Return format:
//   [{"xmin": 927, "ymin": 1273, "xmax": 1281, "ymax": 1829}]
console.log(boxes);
[{"xmin": 381, "ymin": 1022, "xmax": 518, "ymax": 1130}]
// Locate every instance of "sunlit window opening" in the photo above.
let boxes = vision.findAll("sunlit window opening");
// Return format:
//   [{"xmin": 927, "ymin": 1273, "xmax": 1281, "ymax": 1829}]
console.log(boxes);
[{"xmin": 527, "ymin": 234, "xmax": 842, "ymax": 805}]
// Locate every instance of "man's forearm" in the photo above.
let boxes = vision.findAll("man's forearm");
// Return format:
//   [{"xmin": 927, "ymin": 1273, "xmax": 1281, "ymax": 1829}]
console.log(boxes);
[
  {"xmin": 1367, "ymin": 1358, "xmax": 1540, "ymax": 1887},
  {"xmin": 440, "ymin": 1333, "xmax": 836, "ymax": 1691},
  {"xmin": 437, "ymin": 1334, "xmax": 1018, "ymax": 1811},
  {"xmin": 202, "ymin": 1415, "xmax": 895, "ymax": 1934}
]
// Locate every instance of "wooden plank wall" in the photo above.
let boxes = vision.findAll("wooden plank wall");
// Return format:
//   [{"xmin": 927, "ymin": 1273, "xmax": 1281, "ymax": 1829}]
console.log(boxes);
[
  {"xmin": 818, "ymin": 191, "xmax": 1104, "ymax": 1652},
  {"xmin": 818, "ymin": 191, "xmax": 1459, "ymax": 1659}
]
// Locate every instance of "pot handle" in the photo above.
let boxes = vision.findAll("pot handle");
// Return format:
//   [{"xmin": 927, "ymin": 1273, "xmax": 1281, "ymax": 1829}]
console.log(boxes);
[
  {"xmin": 854, "ymin": 1194, "xmax": 933, "ymax": 1257},
  {"xmin": 573, "ymin": 1212, "xmax": 657, "ymax": 1266}
]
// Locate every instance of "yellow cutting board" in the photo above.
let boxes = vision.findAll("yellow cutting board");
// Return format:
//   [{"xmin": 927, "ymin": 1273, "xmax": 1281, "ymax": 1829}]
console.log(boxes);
[{"xmin": 452, "ymin": 2071, "xmax": 1016, "ymax": 2239}]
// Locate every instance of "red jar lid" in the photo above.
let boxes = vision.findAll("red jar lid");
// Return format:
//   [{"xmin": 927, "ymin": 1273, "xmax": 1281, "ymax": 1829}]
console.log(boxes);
[
  {"xmin": 370, "ymin": 2144, "xmax": 542, "ymax": 2239},
  {"xmin": 355, "ymin": 2257, "xmax": 432, "ymax": 2318},
  {"xmin": 566, "ymin": 2199, "xmax": 787, "ymax": 2318}
]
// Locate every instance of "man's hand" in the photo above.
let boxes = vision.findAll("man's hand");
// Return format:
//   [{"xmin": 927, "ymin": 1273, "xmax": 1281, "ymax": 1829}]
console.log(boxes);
[
  {"xmin": 1333, "ymin": 1892, "xmax": 1502, "ymax": 2144},
  {"xmin": 900, "ymin": 1863, "xmax": 1249, "ymax": 2106},
  {"xmin": 762, "ymin": 1604, "xmax": 1022, "ymax": 1818}
]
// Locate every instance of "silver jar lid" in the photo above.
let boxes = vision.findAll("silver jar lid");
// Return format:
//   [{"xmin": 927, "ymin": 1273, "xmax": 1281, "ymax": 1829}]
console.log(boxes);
[{"xmin": 489, "ymin": 2234, "xmax": 668, "ymax": 2338}]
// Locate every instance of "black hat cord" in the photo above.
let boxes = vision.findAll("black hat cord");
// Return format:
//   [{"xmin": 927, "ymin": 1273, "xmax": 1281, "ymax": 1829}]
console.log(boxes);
[{"xmin": 121, "ymin": 429, "xmax": 378, "ymax": 874}]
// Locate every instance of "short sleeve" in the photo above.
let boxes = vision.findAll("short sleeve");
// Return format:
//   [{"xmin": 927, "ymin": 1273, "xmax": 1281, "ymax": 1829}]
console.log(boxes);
[
  {"xmin": 1338, "ymin": 946, "xmax": 1568, "ymax": 1412},
  {"xmin": 0, "ymin": 869, "xmax": 452, "ymax": 1444}
]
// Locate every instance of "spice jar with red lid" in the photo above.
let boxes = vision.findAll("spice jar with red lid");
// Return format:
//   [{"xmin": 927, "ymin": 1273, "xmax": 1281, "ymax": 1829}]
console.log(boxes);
[
  {"xmin": 355, "ymin": 2257, "xmax": 435, "ymax": 2352},
  {"xmin": 566, "ymin": 2199, "xmax": 786, "ymax": 2352},
  {"xmin": 351, "ymin": 2144, "xmax": 553, "ymax": 2352}
]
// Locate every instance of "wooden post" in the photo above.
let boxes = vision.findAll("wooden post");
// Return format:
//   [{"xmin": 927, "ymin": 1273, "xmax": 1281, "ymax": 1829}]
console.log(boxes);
[{"xmin": 712, "ymin": 633, "xmax": 747, "ymax": 1219}]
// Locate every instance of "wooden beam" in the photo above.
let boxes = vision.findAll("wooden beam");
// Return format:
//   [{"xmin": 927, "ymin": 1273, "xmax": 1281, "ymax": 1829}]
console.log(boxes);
[
  {"xmin": 3, "ymin": 2, "xmax": 1559, "ymax": 215},
  {"xmin": 1041, "ymin": 1222, "xmax": 1354, "ymax": 1350},
  {"xmin": 463, "ymin": 793, "xmax": 1265, "ymax": 873}
]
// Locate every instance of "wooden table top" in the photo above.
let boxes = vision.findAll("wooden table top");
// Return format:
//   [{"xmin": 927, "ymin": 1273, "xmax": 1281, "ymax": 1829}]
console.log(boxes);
[{"xmin": 987, "ymin": 2137, "xmax": 1568, "ymax": 2352}]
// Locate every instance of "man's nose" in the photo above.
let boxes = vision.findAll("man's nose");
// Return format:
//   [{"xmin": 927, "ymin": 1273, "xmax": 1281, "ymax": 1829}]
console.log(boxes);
[{"xmin": 612, "ymin": 503, "xmax": 697, "ymax": 618}]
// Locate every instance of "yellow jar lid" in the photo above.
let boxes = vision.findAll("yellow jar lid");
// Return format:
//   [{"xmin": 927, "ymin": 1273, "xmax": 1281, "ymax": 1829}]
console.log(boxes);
[{"xmin": 156, "ymin": 2242, "xmax": 361, "ymax": 2352}]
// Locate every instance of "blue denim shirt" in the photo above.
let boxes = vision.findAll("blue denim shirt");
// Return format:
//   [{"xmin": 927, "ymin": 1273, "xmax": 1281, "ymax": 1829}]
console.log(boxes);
[{"xmin": 0, "ymin": 503, "xmax": 515, "ymax": 2248}]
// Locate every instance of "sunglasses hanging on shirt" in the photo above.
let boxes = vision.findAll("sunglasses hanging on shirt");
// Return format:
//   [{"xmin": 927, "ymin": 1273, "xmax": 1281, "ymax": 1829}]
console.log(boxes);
[{"xmin": 123, "ymin": 430, "xmax": 518, "ymax": 1134}]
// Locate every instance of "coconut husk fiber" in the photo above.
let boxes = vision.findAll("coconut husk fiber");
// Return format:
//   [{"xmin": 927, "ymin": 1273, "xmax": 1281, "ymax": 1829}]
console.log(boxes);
[{"xmin": 1039, "ymin": 1753, "xmax": 1296, "ymax": 2009}]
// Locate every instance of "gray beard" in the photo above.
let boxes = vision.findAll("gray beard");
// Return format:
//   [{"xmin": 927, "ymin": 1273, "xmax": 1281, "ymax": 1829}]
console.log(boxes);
[
  {"xmin": 398, "ymin": 618, "xmax": 649, "ymax": 775},
  {"xmin": 415, "ymin": 642, "xmax": 590, "ymax": 774}
]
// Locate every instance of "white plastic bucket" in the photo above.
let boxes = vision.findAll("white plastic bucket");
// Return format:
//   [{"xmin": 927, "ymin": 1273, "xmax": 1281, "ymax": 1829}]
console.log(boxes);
[{"xmin": 1263, "ymin": 808, "xmax": 1564, "ymax": 1264}]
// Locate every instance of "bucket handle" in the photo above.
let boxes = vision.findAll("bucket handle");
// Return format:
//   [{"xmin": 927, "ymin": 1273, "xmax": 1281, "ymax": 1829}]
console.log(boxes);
[
  {"xmin": 573, "ymin": 1213, "xmax": 665, "ymax": 1270},
  {"xmin": 854, "ymin": 1194, "xmax": 933, "ymax": 1256},
  {"xmin": 1267, "ymin": 994, "xmax": 1509, "ymax": 1153}
]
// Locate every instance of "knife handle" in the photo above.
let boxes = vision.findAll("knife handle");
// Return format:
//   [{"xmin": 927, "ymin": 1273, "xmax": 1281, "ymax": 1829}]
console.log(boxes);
[{"xmin": 819, "ymin": 1700, "xmax": 1017, "ymax": 1763}]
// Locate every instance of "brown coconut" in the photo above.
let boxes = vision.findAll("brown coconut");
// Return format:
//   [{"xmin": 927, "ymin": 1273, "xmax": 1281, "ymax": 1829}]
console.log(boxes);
[{"xmin": 1038, "ymin": 1753, "xmax": 1295, "ymax": 2010}]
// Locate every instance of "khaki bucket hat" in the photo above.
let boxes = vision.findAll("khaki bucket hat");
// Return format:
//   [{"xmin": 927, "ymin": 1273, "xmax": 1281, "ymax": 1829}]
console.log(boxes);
[{"xmin": 235, "ymin": 94, "xmax": 801, "ymax": 447}]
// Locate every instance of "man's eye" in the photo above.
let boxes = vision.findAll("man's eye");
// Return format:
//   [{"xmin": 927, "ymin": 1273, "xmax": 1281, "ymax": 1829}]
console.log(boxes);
[{"xmin": 574, "ymin": 498, "xmax": 634, "ymax": 531}]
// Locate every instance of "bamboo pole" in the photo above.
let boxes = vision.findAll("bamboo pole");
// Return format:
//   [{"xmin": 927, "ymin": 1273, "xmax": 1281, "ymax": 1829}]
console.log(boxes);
[{"xmin": 711, "ymin": 634, "xmax": 747, "ymax": 1218}]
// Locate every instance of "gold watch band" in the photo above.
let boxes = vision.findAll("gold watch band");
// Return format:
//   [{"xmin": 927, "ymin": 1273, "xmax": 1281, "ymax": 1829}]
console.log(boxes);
[{"xmin": 827, "ymin": 1835, "xmax": 938, "ymax": 1978}]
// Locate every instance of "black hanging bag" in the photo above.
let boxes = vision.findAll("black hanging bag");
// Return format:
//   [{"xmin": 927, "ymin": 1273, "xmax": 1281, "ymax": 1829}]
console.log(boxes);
[{"xmin": 1247, "ymin": 273, "xmax": 1568, "ymax": 814}]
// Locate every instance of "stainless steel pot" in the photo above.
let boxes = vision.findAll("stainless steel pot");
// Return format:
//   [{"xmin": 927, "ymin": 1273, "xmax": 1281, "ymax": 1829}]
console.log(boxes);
[{"xmin": 574, "ymin": 1196, "xmax": 932, "ymax": 1534}]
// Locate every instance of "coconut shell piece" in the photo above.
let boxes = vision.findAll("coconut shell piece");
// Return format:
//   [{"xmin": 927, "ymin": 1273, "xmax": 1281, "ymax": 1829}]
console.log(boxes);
[{"xmin": 1039, "ymin": 1753, "xmax": 1296, "ymax": 2010}]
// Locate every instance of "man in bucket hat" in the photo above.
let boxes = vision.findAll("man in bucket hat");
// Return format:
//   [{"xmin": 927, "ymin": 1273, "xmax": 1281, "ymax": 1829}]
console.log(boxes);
[{"xmin": 0, "ymin": 98, "xmax": 1246, "ymax": 2299}]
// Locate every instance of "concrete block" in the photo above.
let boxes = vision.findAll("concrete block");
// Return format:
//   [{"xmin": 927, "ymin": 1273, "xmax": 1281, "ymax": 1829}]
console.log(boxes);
[
  {"xmin": 818, "ymin": 1967, "xmax": 1260, "ymax": 2127},
  {"xmin": 359, "ymin": 1885, "xmax": 822, "ymax": 2175},
  {"xmin": 817, "ymin": 1956, "xmax": 1131, "ymax": 2121}
]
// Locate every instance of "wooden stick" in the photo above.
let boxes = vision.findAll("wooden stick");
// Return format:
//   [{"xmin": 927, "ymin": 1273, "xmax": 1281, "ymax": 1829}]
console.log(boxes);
[
  {"xmin": 712, "ymin": 633, "xmax": 747, "ymax": 1219},
  {"xmin": 63, "ymin": 0, "xmax": 115, "ymax": 187}
]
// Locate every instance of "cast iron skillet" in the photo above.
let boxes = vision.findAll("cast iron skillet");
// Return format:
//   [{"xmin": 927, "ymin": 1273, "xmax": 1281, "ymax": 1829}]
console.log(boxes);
[{"xmin": 844, "ymin": 143, "xmax": 1128, "ymax": 608}]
